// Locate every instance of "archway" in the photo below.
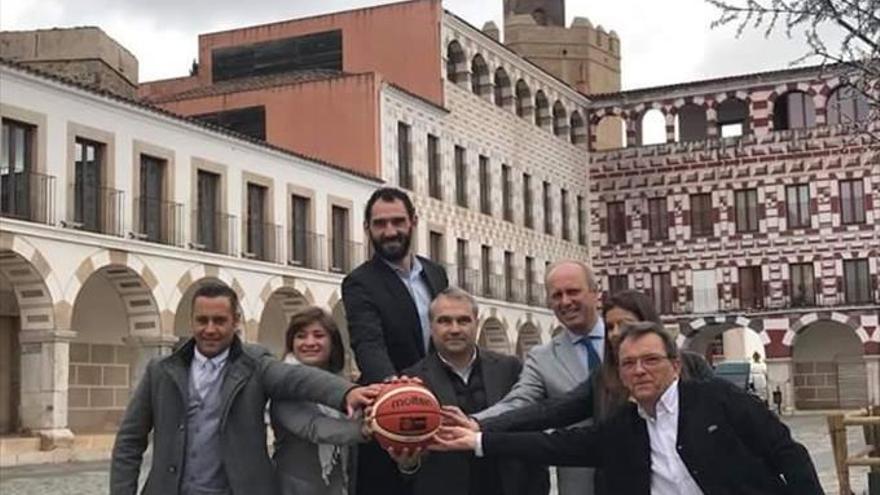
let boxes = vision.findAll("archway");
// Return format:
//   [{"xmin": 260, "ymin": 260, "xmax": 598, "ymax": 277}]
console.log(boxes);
[
  {"xmin": 479, "ymin": 317, "xmax": 511, "ymax": 355},
  {"xmin": 593, "ymin": 114, "xmax": 626, "ymax": 150},
  {"xmin": 639, "ymin": 108, "xmax": 666, "ymax": 145},
  {"xmin": 257, "ymin": 287, "xmax": 309, "ymax": 358},
  {"xmin": 471, "ymin": 54, "xmax": 491, "ymax": 98},
  {"xmin": 534, "ymin": 91, "xmax": 550, "ymax": 129},
  {"xmin": 515, "ymin": 79, "xmax": 532, "ymax": 118},
  {"xmin": 494, "ymin": 67, "xmax": 512, "ymax": 108},
  {"xmin": 684, "ymin": 322, "xmax": 765, "ymax": 367},
  {"xmin": 552, "ymin": 101, "xmax": 568, "ymax": 137},
  {"xmin": 515, "ymin": 322, "xmax": 542, "ymax": 360},
  {"xmin": 792, "ymin": 320, "xmax": 866, "ymax": 409},
  {"xmin": 570, "ymin": 111, "xmax": 586, "ymax": 145},
  {"xmin": 446, "ymin": 40, "xmax": 467, "ymax": 85}
]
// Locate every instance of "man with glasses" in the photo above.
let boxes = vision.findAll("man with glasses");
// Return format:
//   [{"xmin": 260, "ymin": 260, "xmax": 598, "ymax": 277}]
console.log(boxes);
[{"xmin": 432, "ymin": 321, "xmax": 822, "ymax": 494}]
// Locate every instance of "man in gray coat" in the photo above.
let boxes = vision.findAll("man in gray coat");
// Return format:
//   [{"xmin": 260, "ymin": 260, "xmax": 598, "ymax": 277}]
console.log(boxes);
[{"xmin": 110, "ymin": 283, "xmax": 378, "ymax": 495}]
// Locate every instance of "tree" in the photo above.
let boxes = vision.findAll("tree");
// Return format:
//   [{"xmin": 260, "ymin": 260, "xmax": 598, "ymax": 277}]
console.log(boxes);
[{"xmin": 707, "ymin": 0, "xmax": 878, "ymax": 132}]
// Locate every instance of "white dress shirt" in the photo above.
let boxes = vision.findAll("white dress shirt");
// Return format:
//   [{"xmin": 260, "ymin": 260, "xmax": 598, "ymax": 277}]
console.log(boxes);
[
  {"xmin": 191, "ymin": 346, "xmax": 230, "ymax": 399},
  {"xmin": 565, "ymin": 315, "xmax": 605, "ymax": 371},
  {"xmin": 637, "ymin": 380, "xmax": 704, "ymax": 495},
  {"xmin": 385, "ymin": 256, "xmax": 433, "ymax": 353}
]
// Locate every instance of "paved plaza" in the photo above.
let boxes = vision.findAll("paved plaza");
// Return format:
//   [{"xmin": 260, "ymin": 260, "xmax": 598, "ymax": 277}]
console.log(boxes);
[{"xmin": 0, "ymin": 414, "xmax": 873, "ymax": 494}]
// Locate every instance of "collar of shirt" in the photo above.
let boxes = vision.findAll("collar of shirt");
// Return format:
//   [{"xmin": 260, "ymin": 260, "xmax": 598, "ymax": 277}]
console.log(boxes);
[
  {"xmin": 637, "ymin": 378, "xmax": 679, "ymax": 421},
  {"xmin": 193, "ymin": 346, "xmax": 230, "ymax": 371},
  {"xmin": 563, "ymin": 314, "xmax": 605, "ymax": 343},
  {"xmin": 383, "ymin": 254, "xmax": 423, "ymax": 280},
  {"xmin": 437, "ymin": 348, "xmax": 479, "ymax": 384}
]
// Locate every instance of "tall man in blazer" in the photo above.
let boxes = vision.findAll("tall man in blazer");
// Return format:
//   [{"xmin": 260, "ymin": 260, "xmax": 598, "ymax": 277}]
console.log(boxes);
[
  {"xmin": 343, "ymin": 187, "xmax": 448, "ymax": 495},
  {"xmin": 395, "ymin": 288, "xmax": 549, "ymax": 495},
  {"xmin": 434, "ymin": 322, "xmax": 823, "ymax": 495},
  {"xmin": 470, "ymin": 260, "xmax": 604, "ymax": 495},
  {"xmin": 110, "ymin": 283, "xmax": 377, "ymax": 495}
]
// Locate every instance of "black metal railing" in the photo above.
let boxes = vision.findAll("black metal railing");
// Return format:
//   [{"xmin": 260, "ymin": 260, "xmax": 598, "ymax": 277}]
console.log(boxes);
[
  {"xmin": 132, "ymin": 196, "xmax": 183, "ymax": 246},
  {"xmin": 328, "ymin": 239, "xmax": 364, "ymax": 274},
  {"xmin": 243, "ymin": 220, "xmax": 282, "ymax": 263},
  {"xmin": 527, "ymin": 282, "xmax": 545, "ymax": 306},
  {"xmin": 288, "ymin": 229, "xmax": 325, "ymax": 270},
  {"xmin": 0, "ymin": 169, "xmax": 55, "ymax": 225},
  {"xmin": 507, "ymin": 279, "xmax": 526, "ymax": 303},
  {"xmin": 191, "ymin": 210, "xmax": 237, "ymax": 256},
  {"xmin": 65, "ymin": 183, "xmax": 124, "ymax": 236}
]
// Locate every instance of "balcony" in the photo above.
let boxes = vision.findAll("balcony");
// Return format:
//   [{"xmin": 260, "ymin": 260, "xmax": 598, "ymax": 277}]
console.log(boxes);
[
  {"xmin": 527, "ymin": 282, "xmax": 546, "ymax": 306},
  {"xmin": 673, "ymin": 288, "xmax": 880, "ymax": 316},
  {"xmin": 64, "ymin": 183, "xmax": 124, "ymax": 236},
  {"xmin": 328, "ymin": 238, "xmax": 365, "ymax": 274},
  {"xmin": 0, "ymin": 169, "xmax": 56, "ymax": 225},
  {"xmin": 191, "ymin": 210, "xmax": 237, "ymax": 256},
  {"xmin": 244, "ymin": 220, "xmax": 282, "ymax": 263},
  {"xmin": 288, "ymin": 229, "xmax": 325, "ymax": 270},
  {"xmin": 132, "ymin": 196, "xmax": 183, "ymax": 246}
]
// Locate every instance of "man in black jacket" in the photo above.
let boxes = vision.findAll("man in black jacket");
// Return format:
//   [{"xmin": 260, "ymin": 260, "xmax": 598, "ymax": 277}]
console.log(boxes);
[
  {"xmin": 343, "ymin": 187, "xmax": 448, "ymax": 495},
  {"xmin": 432, "ymin": 322, "xmax": 823, "ymax": 495}
]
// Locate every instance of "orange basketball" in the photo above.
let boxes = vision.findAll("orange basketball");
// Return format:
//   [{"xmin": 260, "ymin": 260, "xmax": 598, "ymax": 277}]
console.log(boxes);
[{"xmin": 369, "ymin": 382, "xmax": 442, "ymax": 451}]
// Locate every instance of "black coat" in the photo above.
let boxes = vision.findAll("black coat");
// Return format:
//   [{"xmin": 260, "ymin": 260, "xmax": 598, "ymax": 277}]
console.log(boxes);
[
  {"xmin": 342, "ymin": 254, "xmax": 448, "ymax": 384},
  {"xmin": 404, "ymin": 351, "xmax": 549, "ymax": 495},
  {"xmin": 483, "ymin": 379, "xmax": 823, "ymax": 495}
]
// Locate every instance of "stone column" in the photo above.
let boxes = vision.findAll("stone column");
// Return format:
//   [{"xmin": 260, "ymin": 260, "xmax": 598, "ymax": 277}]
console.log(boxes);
[
  {"xmin": 124, "ymin": 334, "xmax": 179, "ymax": 388},
  {"xmin": 864, "ymin": 354, "xmax": 880, "ymax": 406},
  {"xmin": 766, "ymin": 357, "xmax": 795, "ymax": 413},
  {"xmin": 18, "ymin": 329, "xmax": 76, "ymax": 450}
]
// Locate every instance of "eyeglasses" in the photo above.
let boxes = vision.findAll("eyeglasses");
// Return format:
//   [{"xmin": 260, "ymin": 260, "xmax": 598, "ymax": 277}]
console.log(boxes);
[{"xmin": 619, "ymin": 354, "xmax": 671, "ymax": 372}]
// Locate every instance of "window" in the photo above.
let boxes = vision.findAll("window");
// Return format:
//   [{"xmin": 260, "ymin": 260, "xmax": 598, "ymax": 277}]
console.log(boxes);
[
  {"xmin": 543, "ymin": 181, "xmax": 552, "ymax": 235},
  {"xmin": 734, "ymin": 189, "xmax": 759, "ymax": 233},
  {"xmin": 843, "ymin": 259, "xmax": 872, "ymax": 304},
  {"xmin": 481, "ymin": 245, "xmax": 492, "ymax": 297},
  {"xmin": 196, "ymin": 170, "xmax": 220, "ymax": 252},
  {"xmin": 690, "ymin": 193, "xmax": 713, "ymax": 237},
  {"xmin": 74, "ymin": 138, "xmax": 104, "ymax": 233},
  {"xmin": 479, "ymin": 155, "xmax": 491, "ymax": 215},
  {"xmin": 647, "ymin": 197, "xmax": 668, "ymax": 241},
  {"xmin": 456, "ymin": 239, "xmax": 469, "ymax": 290},
  {"xmin": 192, "ymin": 106, "xmax": 266, "ymax": 140},
  {"xmin": 212, "ymin": 30, "xmax": 342, "ymax": 82},
  {"xmin": 738, "ymin": 266, "xmax": 763, "ymax": 309},
  {"xmin": 840, "ymin": 179, "xmax": 866, "ymax": 224},
  {"xmin": 428, "ymin": 134, "xmax": 441, "ymax": 199},
  {"xmin": 1, "ymin": 119, "xmax": 35, "ymax": 220},
  {"xmin": 446, "ymin": 41, "xmax": 467, "ymax": 84},
  {"xmin": 330, "ymin": 206, "xmax": 350, "ymax": 272},
  {"xmin": 608, "ymin": 275, "xmax": 628, "ymax": 296},
  {"xmin": 561, "ymin": 189, "xmax": 570, "ymax": 240},
  {"xmin": 607, "ymin": 201, "xmax": 626, "ymax": 244},
  {"xmin": 502, "ymin": 164, "xmax": 512, "ymax": 221},
  {"xmin": 789, "ymin": 263, "xmax": 815, "ymax": 307},
  {"xmin": 717, "ymin": 98, "xmax": 749, "ymax": 138},
  {"xmin": 515, "ymin": 80, "xmax": 532, "ymax": 118},
  {"xmin": 525, "ymin": 256, "xmax": 536, "ymax": 303},
  {"xmin": 577, "ymin": 195, "xmax": 587, "ymax": 245},
  {"xmin": 504, "ymin": 251, "xmax": 514, "ymax": 301},
  {"xmin": 455, "ymin": 146, "xmax": 467, "ymax": 207},
  {"xmin": 429, "ymin": 231, "xmax": 444, "ymax": 264},
  {"xmin": 139, "ymin": 155, "xmax": 166, "ymax": 243},
  {"xmin": 773, "ymin": 91, "xmax": 815, "ymax": 130},
  {"xmin": 246, "ymin": 183, "xmax": 268, "ymax": 260},
  {"xmin": 651, "ymin": 272, "xmax": 673, "ymax": 314},
  {"xmin": 523, "ymin": 173, "xmax": 534, "ymax": 228},
  {"xmin": 786, "ymin": 184, "xmax": 810, "ymax": 229},
  {"xmin": 827, "ymin": 85, "xmax": 870, "ymax": 125},
  {"xmin": 397, "ymin": 122, "xmax": 412, "ymax": 190},
  {"xmin": 290, "ymin": 194, "xmax": 311, "ymax": 266}
]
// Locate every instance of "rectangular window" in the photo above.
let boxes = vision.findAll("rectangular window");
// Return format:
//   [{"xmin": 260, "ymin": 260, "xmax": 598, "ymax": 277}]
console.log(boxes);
[
  {"xmin": 607, "ymin": 201, "xmax": 626, "ymax": 244},
  {"xmin": 74, "ymin": 138, "xmax": 104, "ymax": 233},
  {"xmin": 504, "ymin": 251, "xmax": 514, "ymax": 301},
  {"xmin": 481, "ymin": 245, "xmax": 491, "ymax": 297},
  {"xmin": 479, "ymin": 155, "xmax": 491, "ymax": 215},
  {"xmin": 523, "ymin": 173, "xmax": 533, "ymax": 229},
  {"xmin": 577, "ymin": 195, "xmax": 587, "ymax": 245},
  {"xmin": 427, "ymin": 134, "xmax": 441, "ymax": 199},
  {"xmin": 246, "ymin": 183, "xmax": 268, "ymax": 260},
  {"xmin": 456, "ymin": 239, "xmax": 468, "ymax": 290},
  {"xmin": 735, "ymin": 189, "xmax": 759, "ymax": 233},
  {"xmin": 525, "ymin": 256, "xmax": 536, "ymax": 304},
  {"xmin": 455, "ymin": 146, "xmax": 467, "ymax": 207},
  {"xmin": 502, "ymin": 164, "xmax": 512, "ymax": 222},
  {"xmin": 789, "ymin": 263, "xmax": 815, "ymax": 307},
  {"xmin": 543, "ymin": 181, "xmax": 552, "ymax": 235},
  {"xmin": 1, "ymin": 119, "xmax": 34, "ymax": 220},
  {"xmin": 429, "ymin": 231, "xmax": 444, "ymax": 264},
  {"xmin": 651, "ymin": 272, "xmax": 673, "ymax": 314},
  {"xmin": 330, "ymin": 206, "xmax": 350, "ymax": 272},
  {"xmin": 840, "ymin": 179, "xmax": 866, "ymax": 224},
  {"xmin": 843, "ymin": 259, "xmax": 871, "ymax": 304},
  {"xmin": 212, "ymin": 30, "xmax": 343, "ymax": 82},
  {"xmin": 786, "ymin": 184, "xmax": 811, "ymax": 229},
  {"xmin": 192, "ymin": 106, "xmax": 266, "ymax": 140},
  {"xmin": 738, "ymin": 266, "xmax": 764, "ymax": 309},
  {"xmin": 690, "ymin": 193, "xmax": 713, "ymax": 237},
  {"xmin": 290, "ymin": 194, "xmax": 311, "ymax": 266},
  {"xmin": 397, "ymin": 122, "xmax": 412, "ymax": 190},
  {"xmin": 561, "ymin": 188, "xmax": 570, "ymax": 241},
  {"xmin": 139, "ymin": 155, "xmax": 165, "ymax": 243},
  {"xmin": 608, "ymin": 275, "xmax": 628, "ymax": 296},
  {"xmin": 196, "ymin": 170, "xmax": 220, "ymax": 252},
  {"xmin": 648, "ymin": 197, "xmax": 668, "ymax": 241}
]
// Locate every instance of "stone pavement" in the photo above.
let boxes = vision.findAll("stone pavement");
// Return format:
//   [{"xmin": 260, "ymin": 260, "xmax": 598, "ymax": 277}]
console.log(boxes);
[{"xmin": 0, "ymin": 414, "xmax": 873, "ymax": 494}]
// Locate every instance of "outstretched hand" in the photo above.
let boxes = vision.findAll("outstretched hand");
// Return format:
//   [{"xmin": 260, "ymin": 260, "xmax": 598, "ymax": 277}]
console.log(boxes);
[
  {"xmin": 428, "ymin": 425, "xmax": 477, "ymax": 452},
  {"xmin": 440, "ymin": 405, "xmax": 480, "ymax": 431},
  {"xmin": 345, "ymin": 384, "xmax": 382, "ymax": 417}
]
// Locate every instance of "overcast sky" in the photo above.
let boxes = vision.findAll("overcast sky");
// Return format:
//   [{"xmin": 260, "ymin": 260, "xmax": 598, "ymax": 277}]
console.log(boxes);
[{"xmin": 0, "ymin": 0, "xmax": 826, "ymax": 90}]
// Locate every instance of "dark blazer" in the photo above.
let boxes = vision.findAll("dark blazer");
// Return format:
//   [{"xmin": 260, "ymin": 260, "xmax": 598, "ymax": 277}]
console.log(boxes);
[
  {"xmin": 343, "ymin": 254, "xmax": 448, "ymax": 384},
  {"xmin": 483, "ymin": 379, "xmax": 823, "ymax": 495},
  {"xmin": 110, "ymin": 338, "xmax": 353, "ymax": 495},
  {"xmin": 404, "ymin": 351, "xmax": 549, "ymax": 495},
  {"xmin": 481, "ymin": 350, "xmax": 713, "ymax": 433}
]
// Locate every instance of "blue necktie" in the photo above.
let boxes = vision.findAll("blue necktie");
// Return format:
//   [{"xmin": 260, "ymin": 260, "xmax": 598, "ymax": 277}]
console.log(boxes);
[{"xmin": 578, "ymin": 336, "xmax": 602, "ymax": 372}]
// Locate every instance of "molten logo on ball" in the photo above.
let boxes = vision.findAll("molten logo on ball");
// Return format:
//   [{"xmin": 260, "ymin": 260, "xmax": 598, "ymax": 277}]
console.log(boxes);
[{"xmin": 391, "ymin": 396, "xmax": 433, "ymax": 409}]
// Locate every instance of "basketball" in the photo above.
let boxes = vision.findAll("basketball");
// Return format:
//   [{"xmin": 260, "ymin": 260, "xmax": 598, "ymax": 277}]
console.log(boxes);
[{"xmin": 369, "ymin": 382, "xmax": 442, "ymax": 451}]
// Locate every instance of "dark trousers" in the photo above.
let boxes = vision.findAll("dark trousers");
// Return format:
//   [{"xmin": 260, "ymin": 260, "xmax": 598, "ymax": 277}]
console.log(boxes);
[{"xmin": 355, "ymin": 441, "xmax": 411, "ymax": 495}]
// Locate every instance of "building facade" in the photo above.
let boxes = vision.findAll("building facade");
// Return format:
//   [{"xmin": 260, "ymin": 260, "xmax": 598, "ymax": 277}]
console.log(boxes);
[{"xmin": 586, "ymin": 66, "xmax": 880, "ymax": 412}]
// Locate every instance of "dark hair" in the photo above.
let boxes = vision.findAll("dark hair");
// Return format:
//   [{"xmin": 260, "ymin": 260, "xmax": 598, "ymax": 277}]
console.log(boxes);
[
  {"xmin": 618, "ymin": 321, "xmax": 679, "ymax": 360},
  {"xmin": 602, "ymin": 290, "xmax": 661, "ymax": 324},
  {"xmin": 191, "ymin": 282, "xmax": 239, "ymax": 317},
  {"xmin": 285, "ymin": 306, "xmax": 346, "ymax": 374},
  {"xmin": 363, "ymin": 187, "xmax": 416, "ymax": 224},
  {"xmin": 430, "ymin": 286, "xmax": 479, "ymax": 320}
]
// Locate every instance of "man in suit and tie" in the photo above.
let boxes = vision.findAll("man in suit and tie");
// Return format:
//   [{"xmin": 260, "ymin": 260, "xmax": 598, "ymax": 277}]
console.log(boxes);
[
  {"xmin": 392, "ymin": 287, "xmax": 549, "ymax": 495},
  {"xmin": 433, "ymin": 321, "xmax": 823, "ymax": 495},
  {"xmin": 342, "ymin": 187, "xmax": 449, "ymax": 495},
  {"xmin": 469, "ymin": 259, "xmax": 603, "ymax": 495}
]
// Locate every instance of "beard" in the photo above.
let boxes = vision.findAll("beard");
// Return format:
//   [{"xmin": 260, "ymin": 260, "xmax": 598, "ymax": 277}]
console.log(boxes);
[{"xmin": 371, "ymin": 229, "xmax": 412, "ymax": 262}]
